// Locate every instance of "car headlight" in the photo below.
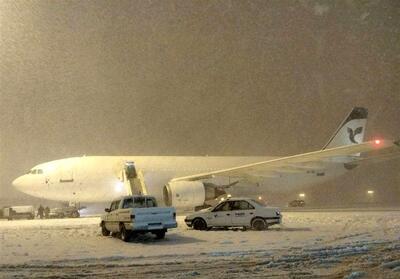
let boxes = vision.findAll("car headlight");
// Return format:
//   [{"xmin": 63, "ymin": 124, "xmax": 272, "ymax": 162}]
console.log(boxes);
[{"xmin": 276, "ymin": 211, "xmax": 281, "ymax": 216}]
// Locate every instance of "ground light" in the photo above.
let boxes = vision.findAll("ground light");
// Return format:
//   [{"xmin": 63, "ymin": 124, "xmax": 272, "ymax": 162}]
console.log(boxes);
[{"xmin": 299, "ymin": 193, "xmax": 306, "ymax": 198}]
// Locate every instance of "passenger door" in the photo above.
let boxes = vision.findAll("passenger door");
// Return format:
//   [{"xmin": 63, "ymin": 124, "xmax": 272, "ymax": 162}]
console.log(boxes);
[
  {"xmin": 107, "ymin": 201, "xmax": 120, "ymax": 232},
  {"xmin": 231, "ymin": 200, "xmax": 255, "ymax": 226},
  {"xmin": 208, "ymin": 201, "xmax": 232, "ymax": 227}
]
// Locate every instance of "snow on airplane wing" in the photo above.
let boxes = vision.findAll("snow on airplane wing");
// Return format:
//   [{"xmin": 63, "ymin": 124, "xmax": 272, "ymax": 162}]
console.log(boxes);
[{"xmin": 171, "ymin": 139, "xmax": 400, "ymax": 182}]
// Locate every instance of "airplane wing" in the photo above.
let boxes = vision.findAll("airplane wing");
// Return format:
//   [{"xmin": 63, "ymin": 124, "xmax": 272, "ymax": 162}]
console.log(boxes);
[{"xmin": 171, "ymin": 139, "xmax": 400, "ymax": 182}]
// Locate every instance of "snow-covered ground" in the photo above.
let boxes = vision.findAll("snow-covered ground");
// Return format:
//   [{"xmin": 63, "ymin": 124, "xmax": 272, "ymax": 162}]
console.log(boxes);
[{"xmin": 1, "ymin": 210, "xmax": 400, "ymax": 278}]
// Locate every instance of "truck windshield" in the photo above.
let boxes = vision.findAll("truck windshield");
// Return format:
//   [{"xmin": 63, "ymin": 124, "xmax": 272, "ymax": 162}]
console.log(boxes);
[
  {"xmin": 130, "ymin": 197, "xmax": 158, "ymax": 208},
  {"xmin": 133, "ymin": 197, "xmax": 146, "ymax": 207},
  {"xmin": 146, "ymin": 197, "xmax": 157, "ymax": 207},
  {"xmin": 122, "ymin": 198, "xmax": 134, "ymax": 208}
]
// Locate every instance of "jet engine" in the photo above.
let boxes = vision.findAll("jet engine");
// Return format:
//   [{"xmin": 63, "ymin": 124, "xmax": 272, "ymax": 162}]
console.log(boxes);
[{"xmin": 163, "ymin": 181, "xmax": 226, "ymax": 208}]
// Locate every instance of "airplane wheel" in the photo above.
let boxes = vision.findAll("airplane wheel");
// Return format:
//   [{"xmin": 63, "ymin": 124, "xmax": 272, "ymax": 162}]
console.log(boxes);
[
  {"xmin": 192, "ymin": 218, "xmax": 207, "ymax": 230},
  {"xmin": 251, "ymin": 218, "xmax": 267, "ymax": 231},
  {"xmin": 101, "ymin": 222, "xmax": 110, "ymax": 236}
]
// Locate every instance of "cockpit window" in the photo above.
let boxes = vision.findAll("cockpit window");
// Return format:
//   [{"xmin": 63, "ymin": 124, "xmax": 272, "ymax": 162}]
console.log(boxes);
[{"xmin": 29, "ymin": 169, "xmax": 43, "ymax": 175}]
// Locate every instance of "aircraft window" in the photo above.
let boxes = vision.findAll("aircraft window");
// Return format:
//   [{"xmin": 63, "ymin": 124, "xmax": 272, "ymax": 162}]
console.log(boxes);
[
  {"xmin": 31, "ymin": 169, "xmax": 37, "ymax": 174},
  {"xmin": 123, "ymin": 198, "xmax": 134, "ymax": 209},
  {"xmin": 37, "ymin": 169, "xmax": 43, "ymax": 174}
]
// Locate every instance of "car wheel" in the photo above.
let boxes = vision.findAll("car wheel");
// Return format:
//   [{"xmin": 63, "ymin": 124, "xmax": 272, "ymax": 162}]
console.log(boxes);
[
  {"xmin": 251, "ymin": 218, "xmax": 267, "ymax": 231},
  {"xmin": 192, "ymin": 218, "xmax": 207, "ymax": 230},
  {"xmin": 119, "ymin": 224, "xmax": 131, "ymax": 242},
  {"xmin": 154, "ymin": 230, "xmax": 166, "ymax": 239},
  {"xmin": 101, "ymin": 222, "xmax": 110, "ymax": 236}
]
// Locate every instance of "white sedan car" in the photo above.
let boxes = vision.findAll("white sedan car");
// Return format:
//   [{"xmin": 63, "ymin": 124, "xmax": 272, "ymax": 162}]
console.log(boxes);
[{"xmin": 184, "ymin": 198, "xmax": 282, "ymax": 230}]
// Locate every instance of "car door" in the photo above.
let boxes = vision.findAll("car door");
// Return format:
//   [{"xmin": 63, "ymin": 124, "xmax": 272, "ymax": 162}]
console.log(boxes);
[
  {"xmin": 231, "ymin": 200, "xmax": 255, "ymax": 226},
  {"xmin": 208, "ymin": 201, "xmax": 232, "ymax": 227}
]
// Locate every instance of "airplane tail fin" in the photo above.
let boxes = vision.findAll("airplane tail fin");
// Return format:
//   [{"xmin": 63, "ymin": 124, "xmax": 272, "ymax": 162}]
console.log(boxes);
[{"xmin": 322, "ymin": 107, "xmax": 368, "ymax": 150}]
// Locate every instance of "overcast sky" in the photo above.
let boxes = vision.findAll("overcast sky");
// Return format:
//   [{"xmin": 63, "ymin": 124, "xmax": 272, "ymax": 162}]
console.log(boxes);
[{"xmin": 0, "ymin": 0, "xmax": 399, "ymax": 204}]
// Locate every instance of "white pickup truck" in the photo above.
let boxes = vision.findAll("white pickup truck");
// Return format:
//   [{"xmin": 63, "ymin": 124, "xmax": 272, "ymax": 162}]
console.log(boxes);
[{"xmin": 100, "ymin": 195, "xmax": 177, "ymax": 241}]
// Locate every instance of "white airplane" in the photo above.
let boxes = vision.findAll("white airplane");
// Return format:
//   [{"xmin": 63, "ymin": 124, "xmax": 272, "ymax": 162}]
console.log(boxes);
[{"xmin": 12, "ymin": 107, "xmax": 399, "ymax": 209}]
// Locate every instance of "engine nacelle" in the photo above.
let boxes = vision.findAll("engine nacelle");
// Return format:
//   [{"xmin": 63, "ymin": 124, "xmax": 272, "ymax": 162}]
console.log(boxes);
[
  {"xmin": 163, "ymin": 181, "xmax": 205, "ymax": 208},
  {"xmin": 163, "ymin": 181, "xmax": 227, "ymax": 208}
]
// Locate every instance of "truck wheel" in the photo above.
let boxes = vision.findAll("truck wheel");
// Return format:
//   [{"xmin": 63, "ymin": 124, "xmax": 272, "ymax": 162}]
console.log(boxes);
[
  {"xmin": 251, "ymin": 218, "xmax": 267, "ymax": 231},
  {"xmin": 101, "ymin": 222, "xmax": 110, "ymax": 236},
  {"xmin": 192, "ymin": 218, "xmax": 207, "ymax": 230},
  {"xmin": 119, "ymin": 224, "xmax": 131, "ymax": 242},
  {"xmin": 71, "ymin": 211, "xmax": 80, "ymax": 218},
  {"xmin": 154, "ymin": 230, "xmax": 166, "ymax": 239}
]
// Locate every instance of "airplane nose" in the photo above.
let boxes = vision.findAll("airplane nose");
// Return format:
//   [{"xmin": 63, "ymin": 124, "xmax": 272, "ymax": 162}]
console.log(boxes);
[{"xmin": 12, "ymin": 176, "xmax": 24, "ymax": 190}]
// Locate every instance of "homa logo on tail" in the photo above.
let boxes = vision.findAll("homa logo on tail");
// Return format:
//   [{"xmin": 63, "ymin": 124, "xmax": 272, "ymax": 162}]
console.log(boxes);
[{"xmin": 347, "ymin": 127, "xmax": 363, "ymax": 144}]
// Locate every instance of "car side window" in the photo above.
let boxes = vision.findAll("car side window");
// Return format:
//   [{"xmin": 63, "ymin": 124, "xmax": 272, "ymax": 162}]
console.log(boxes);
[
  {"xmin": 213, "ymin": 201, "xmax": 231, "ymax": 212},
  {"xmin": 239, "ymin": 201, "xmax": 255, "ymax": 210},
  {"xmin": 230, "ymin": 201, "xmax": 255, "ymax": 210}
]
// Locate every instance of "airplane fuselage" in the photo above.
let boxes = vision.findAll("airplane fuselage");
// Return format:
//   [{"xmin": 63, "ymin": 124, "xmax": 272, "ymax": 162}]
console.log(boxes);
[{"xmin": 13, "ymin": 156, "xmax": 347, "ymax": 204}]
